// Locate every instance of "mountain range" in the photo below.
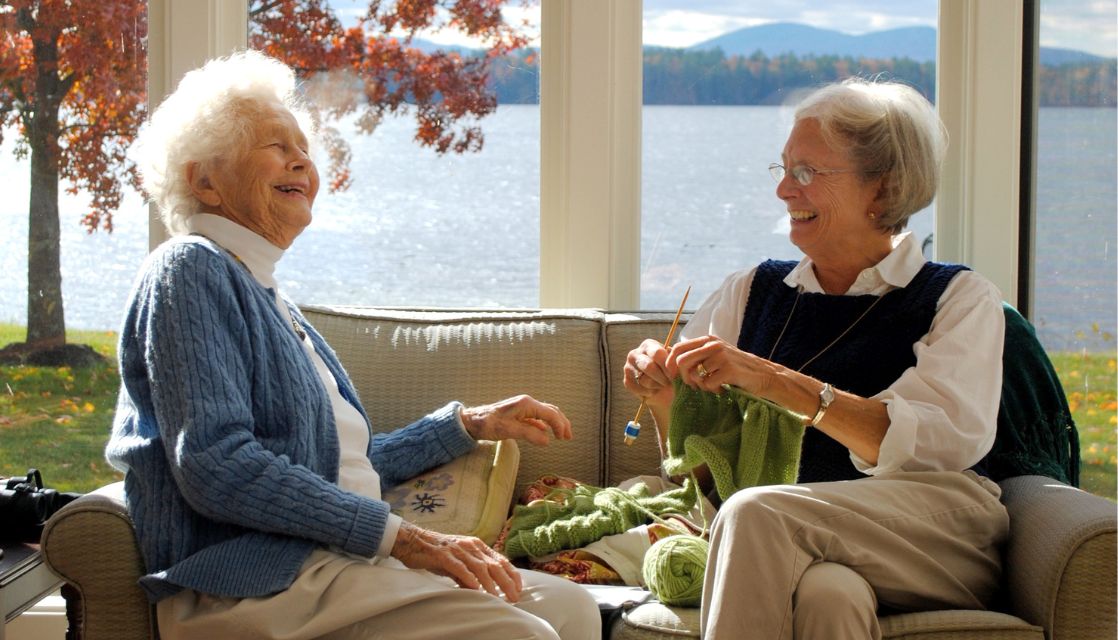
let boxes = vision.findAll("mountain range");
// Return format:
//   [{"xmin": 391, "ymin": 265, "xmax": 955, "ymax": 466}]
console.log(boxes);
[
  {"xmin": 685, "ymin": 22, "xmax": 1112, "ymax": 66},
  {"xmin": 412, "ymin": 22, "xmax": 1111, "ymax": 67}
]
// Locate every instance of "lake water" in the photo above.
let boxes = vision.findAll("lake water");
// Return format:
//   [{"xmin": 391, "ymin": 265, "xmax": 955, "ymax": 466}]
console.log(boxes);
[{"xmin": 0, "ymin": 105, "xmax": 1114, "ymax": 351}]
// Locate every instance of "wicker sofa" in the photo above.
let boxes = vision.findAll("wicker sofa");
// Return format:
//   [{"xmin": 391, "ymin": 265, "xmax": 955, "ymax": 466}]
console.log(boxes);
[{"xmin": 41, "ymin": 306, "xmax": 1117, "ymax": 639}]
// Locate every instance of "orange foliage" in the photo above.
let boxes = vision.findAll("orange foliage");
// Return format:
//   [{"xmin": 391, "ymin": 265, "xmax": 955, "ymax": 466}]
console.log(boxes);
[
  {"xmin": 0, "ymin": 0, "xmax": 147, "ymax": 233},
  {"xmin": 250, "ymin": 0, "xmax": 532, "ymax": 178}
]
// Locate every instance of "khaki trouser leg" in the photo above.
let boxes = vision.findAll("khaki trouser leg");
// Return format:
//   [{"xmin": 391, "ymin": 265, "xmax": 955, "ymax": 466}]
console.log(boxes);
[
  {"xmin": 793, "ymin": 562, "xmax": 880, "ymax": 640},
  {"xmin": 157, "ymin": 550, "xmax": 601, "ymax": 640},
  {"xmin": 700, "ymin": 471, "xmax": 1008, "ymax": 640}
]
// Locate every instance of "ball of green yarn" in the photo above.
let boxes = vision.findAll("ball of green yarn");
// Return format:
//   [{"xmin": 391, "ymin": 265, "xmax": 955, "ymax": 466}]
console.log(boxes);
[{"xmin": 642, "ymin": 534, "xmax": 709, "ymax": 607}]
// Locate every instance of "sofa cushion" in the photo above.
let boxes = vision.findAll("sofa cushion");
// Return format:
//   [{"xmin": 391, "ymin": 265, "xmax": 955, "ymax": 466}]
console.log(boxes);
[
  {"xmin": 609, "ymin": 603, "xmax": 1043, "ymax": 640},
  {"xmin": 383, "ymin": 439, "xmax": 519, "ymax": 545},
  {"xmin": 601, "ymin": 313, "xmax": 690, "ymax": 486},
  {"xmin": 610, "ymin": 602, "xmax": 701, "ymax": 639},
  {"xmin": 301, "ymin": 306, "xmax": 608, "ymax": 491}
]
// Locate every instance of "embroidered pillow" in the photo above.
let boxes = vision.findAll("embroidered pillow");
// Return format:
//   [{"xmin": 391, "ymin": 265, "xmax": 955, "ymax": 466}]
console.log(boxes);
[{"xmin": 384, "ymin": 439, "xmax": 520, "ymax": 545}]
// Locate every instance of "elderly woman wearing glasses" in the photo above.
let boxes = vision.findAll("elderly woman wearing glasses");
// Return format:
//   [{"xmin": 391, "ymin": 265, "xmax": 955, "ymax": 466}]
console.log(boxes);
[
  {"xmin": 107, "ymin": 51, "xmax": 599, "ymax": 640},
  {"xmin": 623, "ymin": 77, "xmax": 1008, "ymax": 639}
]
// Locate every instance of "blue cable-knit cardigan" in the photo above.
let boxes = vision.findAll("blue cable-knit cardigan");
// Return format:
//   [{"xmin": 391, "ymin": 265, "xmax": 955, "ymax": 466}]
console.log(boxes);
[{"xmin": 105, "ymin": 235, "xmax": 477, "ymax": 602}]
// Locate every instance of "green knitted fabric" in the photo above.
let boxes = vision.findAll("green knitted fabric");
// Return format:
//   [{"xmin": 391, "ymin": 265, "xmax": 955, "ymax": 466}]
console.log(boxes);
[
  {"xmin": 983, "ymin": 303, "xmax": 1080, "ymax": 485},
  {"xmin": 663, "ymin": 379, "xmax": 805, "ymax": 502},
  {"xmin": 501, "ymin": 480, "xmax": 698, "ymax": 559}
]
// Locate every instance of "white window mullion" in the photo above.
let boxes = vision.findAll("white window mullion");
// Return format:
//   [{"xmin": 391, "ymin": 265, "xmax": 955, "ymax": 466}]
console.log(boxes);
[
  {"xmin": 146, "ymin": 0, "xmax": 248, "ymax": 250},
  {"xmin": 936, "ymin": 0, "xmax": 1024, "ymax": 305},
  {"xmin": 540, "ymin": 0, "xmax": 642, "ymax": 309}
]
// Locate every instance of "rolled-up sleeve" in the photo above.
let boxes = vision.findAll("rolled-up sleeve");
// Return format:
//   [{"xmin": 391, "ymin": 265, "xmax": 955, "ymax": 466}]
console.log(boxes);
[{"xmin": 853, "ymin": 271, "xmax": 1006, "ymax": 474}]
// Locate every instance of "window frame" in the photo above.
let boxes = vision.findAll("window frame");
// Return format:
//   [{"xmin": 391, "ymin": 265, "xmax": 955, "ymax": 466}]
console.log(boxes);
[{"xmin": 151, "ymin": 0, "xmax": 1030, "ymax": 311}]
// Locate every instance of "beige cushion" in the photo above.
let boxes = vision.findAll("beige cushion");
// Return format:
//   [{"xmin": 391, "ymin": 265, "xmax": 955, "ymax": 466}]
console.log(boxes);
[
  {"xmin": 602, "ymin": 313, "xmax": 687, "ymax": 486},
  {"xmin": 610, "ymin": 601, "xmax": 701, "ymax": 639},
  {"xmin": 301, "ymin": 306, "xmax": 608, "ymax": 491},
  {"xmin": 384, "ymin": 439, "xmax": 520, "ymax": 545},
  {"xmin": 880, "ymin": 610, "xmax": 1043, "ymax": 639},
  {"xmin": 611, "ymin": 604, "xmax": 1043, "ymax": 640}
]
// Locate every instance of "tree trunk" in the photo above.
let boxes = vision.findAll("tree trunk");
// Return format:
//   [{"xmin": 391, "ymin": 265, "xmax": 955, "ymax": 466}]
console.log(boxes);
[
  {"xmin": 26, "ymin": 126, "xmax": 65, "ymax": 347},
  {"xmin": 24, "ymin": 14, "xmax": 66, "ymax": 349}
]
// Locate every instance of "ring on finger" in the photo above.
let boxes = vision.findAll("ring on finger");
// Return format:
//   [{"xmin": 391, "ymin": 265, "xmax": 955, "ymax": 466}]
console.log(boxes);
[
  {"xmin": 633, "ymin": 369, "xmax": 643, "ymax": 382},
  {"xmin": 697, "ymin": 363, "xmax": 709, "ymax": 378}
]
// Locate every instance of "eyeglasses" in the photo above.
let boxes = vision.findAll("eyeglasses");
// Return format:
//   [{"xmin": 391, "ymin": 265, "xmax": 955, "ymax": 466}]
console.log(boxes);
[{"xmin": 768, "ymin": 163, "xmax": 862, "ymax": 186}]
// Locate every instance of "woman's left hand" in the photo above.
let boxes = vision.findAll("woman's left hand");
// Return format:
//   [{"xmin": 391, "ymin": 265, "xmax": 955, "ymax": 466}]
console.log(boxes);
[
  {"xmin": 668, "ymin": 335, "xmax": 782, "ymax": 397},
  {"xmin": 460, "ymin": 395, "xmax": 573, "ymax": 446}
]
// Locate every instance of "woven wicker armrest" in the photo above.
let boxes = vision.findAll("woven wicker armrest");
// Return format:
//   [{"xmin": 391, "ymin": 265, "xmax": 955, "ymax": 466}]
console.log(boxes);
[
  {"xmin": 999, "ymin": 475, "xmax": 1117, "ymax": 640},
  {"xmin": 40, "ymin": 481, "xmax": 156, "ymax": 640}
]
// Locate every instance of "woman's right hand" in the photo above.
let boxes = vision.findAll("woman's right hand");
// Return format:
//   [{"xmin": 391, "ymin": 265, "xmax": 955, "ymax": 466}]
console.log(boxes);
[
  {"xmin": 390, "ymin": 520, "xmax": 523, "ymax": 602},
  {"xmin": 624, "ymin": 339, "xmax": 675, "ymax": 408}
]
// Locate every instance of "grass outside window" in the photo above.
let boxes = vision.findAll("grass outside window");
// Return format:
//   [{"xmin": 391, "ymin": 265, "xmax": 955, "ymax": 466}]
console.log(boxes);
[{"xmin": 1, "ymin": 323, "xmax": 1115, "ymax": 499}]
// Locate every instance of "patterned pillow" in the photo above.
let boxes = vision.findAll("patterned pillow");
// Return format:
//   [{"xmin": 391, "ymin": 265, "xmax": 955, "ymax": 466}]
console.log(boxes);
[{"xmin": 384, "ymin": 439, "xmax": 520, "ymax": 545}]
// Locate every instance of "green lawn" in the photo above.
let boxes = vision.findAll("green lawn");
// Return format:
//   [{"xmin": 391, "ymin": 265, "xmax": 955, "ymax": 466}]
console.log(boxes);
[{"xmin": 2, "ymin": 324, "xmax": 1115, "ymax": 499}]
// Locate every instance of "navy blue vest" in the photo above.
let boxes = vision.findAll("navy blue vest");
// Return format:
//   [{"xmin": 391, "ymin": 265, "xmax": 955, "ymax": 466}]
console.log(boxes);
[{"xmin": 737, "ymin": 260, "xmax": 969, "ymax": 483}]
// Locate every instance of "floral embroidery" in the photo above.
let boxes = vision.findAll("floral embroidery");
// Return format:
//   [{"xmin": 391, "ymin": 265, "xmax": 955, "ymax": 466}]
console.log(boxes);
[
  {"xmin": 411, "ymin": 492, "xmax": 447, "ymax": 513},
  {"xmin": 384, "ymin": 485, "xmax": 411, "ymax": 510},
  {"xmin": 420, "ymin": 472, "xmax": 455, "ymax": 492}
]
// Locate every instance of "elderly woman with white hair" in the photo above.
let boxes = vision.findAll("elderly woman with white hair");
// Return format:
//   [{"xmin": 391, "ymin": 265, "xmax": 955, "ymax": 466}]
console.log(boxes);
[
  {"xmin": 106, "ymin": 50, "xmax": 599, "ymax": 640},
  {"xmin": 624, "ymin": 77, "xmax": 1009, "ymax": 639}
]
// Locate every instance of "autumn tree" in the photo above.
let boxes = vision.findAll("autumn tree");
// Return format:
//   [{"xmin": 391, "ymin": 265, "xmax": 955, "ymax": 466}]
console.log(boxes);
[
  {"xmin": 0, "ymin": 0, "xmax": 530, "ymax": 364},
  {"xmin": 0, "ymin": 0, "xmax": 146, "ymax": 363}
]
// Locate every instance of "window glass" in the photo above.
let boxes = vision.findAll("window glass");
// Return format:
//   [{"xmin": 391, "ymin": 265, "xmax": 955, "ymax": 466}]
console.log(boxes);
[
  {"xmin": 1034, "ymin": 0, "xmax": 1117, "ymax": 497},
  {"xmin": 253, "ymin": 0, "xmax": 542, "ymax": 308},
  {"xmin": 0, "ymin": 2, "xmax": 147, "ymax": 491},
  {"xmin": 640, "ymin": 2, "xmax": 938, "ymax": 310}
]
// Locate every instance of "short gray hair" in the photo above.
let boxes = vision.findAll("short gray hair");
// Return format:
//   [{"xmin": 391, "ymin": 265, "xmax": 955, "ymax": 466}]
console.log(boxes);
[
  {"xmin": 795, "ymin": 77, "xmax": 947, "ymax": 232},
  {"xmin": 131, "ymin": 50, "xmax": 316, "ymax": 235}
]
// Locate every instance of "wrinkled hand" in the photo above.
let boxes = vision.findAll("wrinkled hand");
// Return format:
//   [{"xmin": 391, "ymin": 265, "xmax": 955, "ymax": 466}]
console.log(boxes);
[
  {"xmin": 460, "ymin": 395, "xmax": 572, "ymax": 446},
  {"xmin": 668, "ymin": 334, "xmax": 781, "ymax": 396},
  {"xmin": 624, "ymin": 339, "xmax": 675, "ymax": 407},
  {"xmin": 391, "ymin": 520, "xmax": 523, "ymax": 601}
]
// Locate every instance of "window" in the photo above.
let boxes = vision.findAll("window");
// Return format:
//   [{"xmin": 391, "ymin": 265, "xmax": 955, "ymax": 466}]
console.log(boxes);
[
  {"xmin": 0, "ymin": 1, "xmax": 147, "ymax": 491},
  {"xmin": 254, "ymin": 0, "xmax": 543, "ymax": 308},
  {"xmin": 639, "ymin": 2, "xmax": 939, "ymax": 309},
  {"xmin": 1030, "ymin": 0, "xmax": 1117, "ymax": 495}
]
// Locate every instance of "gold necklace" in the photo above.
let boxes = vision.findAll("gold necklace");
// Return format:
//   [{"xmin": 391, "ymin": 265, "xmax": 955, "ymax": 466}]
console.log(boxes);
[{"xmin": 767, "ymin": 290, "xmax": 885, "ymax": 372}]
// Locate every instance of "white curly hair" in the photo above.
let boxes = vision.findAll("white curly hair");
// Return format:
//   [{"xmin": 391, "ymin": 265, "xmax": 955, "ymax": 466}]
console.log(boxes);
[{"xmin": 131, "ymin": 50, "xmax": 317, "ymax": 235}]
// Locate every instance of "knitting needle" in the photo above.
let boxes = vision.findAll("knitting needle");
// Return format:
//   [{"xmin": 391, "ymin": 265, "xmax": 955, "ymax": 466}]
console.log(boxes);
[{"xmin": 624, "ymin": 285, "xmax": 691, "ymax": 446}]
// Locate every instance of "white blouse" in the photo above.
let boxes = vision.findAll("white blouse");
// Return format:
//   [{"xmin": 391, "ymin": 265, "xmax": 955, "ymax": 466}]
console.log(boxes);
[{"xmin": 679, "ymin": 232, "xmax": 1006, "ymax": 474}]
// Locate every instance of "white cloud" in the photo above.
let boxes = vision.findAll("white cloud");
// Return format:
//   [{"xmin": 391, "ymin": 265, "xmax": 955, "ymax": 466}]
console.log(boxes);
[
  {"xmin": 324, "ymin": 0, "xmax": 1115, "ymax": 59},
  {"xmin": 643, "ymin": 11, "xmax": 765, "ymax": 48},
  {"xmin": 1039, "ymin": 0, "xmax": 1117, "ymax": 57}
]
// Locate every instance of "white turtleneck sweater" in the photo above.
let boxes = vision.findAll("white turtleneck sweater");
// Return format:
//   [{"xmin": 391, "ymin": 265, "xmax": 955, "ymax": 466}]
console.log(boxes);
[{"xmin": 185, "ymin": 214, "xmax": 401, "ymax": 556}]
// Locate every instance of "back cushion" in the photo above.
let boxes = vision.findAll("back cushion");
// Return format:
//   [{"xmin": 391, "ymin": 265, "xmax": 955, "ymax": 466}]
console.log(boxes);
[
  {"xmin": 602, "ymin": 313, "xmax": 690, "ymax": 486},
  {"xmin": 301, "ymin": 306, "xmax": 607, "ymax": 491}
]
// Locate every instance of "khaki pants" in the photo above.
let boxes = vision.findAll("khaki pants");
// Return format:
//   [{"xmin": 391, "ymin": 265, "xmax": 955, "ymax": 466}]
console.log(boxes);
[
  {"xmin": 701, "ymin": 471, "xmax": 1009, "ymax": 640},
  {"xmin": 157, "ymin": 549, "xmax": 601, "ymax": 640}
]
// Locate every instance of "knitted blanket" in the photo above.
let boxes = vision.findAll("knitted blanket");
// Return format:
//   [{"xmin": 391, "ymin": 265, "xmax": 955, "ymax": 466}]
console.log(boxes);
[
  {"xmin": 981, "ymin": 303, "xmax": 1080, "ymax": 485},
  {"xmin": 663, "ymin": 379, "xmax": 805, "ymax": 502},
  {"xmin": 500, "ymin": 480, "xmax": 698, "ymax": 559},
  {"xmin": 499, "ymin": 381, "xmax": 805, "ymax": 559}
]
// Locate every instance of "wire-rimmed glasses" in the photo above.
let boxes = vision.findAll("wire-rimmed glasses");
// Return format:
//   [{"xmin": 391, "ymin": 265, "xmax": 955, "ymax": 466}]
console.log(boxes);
[{"xmin": 768, "ymin": 163, "xmax": 862, "ymax": 186}]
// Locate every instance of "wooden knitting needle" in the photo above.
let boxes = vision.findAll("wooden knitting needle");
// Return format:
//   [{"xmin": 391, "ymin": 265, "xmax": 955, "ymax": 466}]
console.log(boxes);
[{"xmin": 624, "ymin": 285, "xmax": 691, "ymax": 446}]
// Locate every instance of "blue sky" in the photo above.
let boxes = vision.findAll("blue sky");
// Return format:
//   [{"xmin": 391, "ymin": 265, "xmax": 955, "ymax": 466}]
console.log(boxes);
[{"xmin": 327, "ymin": 1, "xmax": 1117, "ymax": 58}]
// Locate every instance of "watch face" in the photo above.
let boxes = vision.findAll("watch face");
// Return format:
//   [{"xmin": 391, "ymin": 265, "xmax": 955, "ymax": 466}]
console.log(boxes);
[{"xmin": 820, "ymin": 384, "xmax": 834, "ymax": 406}]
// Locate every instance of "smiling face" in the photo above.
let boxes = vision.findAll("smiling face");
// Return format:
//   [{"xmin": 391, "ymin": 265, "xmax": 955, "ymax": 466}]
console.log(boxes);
[
  {"xmin": 777, "ymin": 117, "xmax": 891, "ymax": 271},
  {"xmin": 189, "ymin": 101, "xmax": 319, "ymax": 248}
]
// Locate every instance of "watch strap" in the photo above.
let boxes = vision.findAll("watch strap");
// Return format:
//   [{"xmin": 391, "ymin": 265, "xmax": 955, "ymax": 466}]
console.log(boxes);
[{"xmin": 809, "ymin": 383, "xmax": 833, "ymax": 427}]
